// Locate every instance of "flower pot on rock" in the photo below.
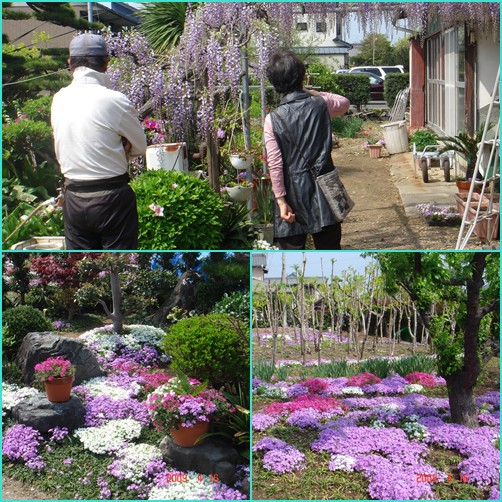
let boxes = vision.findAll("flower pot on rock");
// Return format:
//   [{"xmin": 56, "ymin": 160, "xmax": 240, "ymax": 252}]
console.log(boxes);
[
  {"xmin": 170, "ymin": 420, "xmax": 210, "ymax": 447},
  {"xmin": 44, "ymin": 376, "xmax": 75, "ymax": 403},
  {"xmin": 34, "ymin": 356, "xmax": 76, "ymax": 403},
  {"xmin": 229, "ymin": 154, "xmax": 253, "ymax": 170},
  {"xmin": 368, "ymin": 145, "xmax": 382, "ymax": 158},
  {"xmin": 226, "ymin": 185, "xmax": 253, "ymax": 202}
]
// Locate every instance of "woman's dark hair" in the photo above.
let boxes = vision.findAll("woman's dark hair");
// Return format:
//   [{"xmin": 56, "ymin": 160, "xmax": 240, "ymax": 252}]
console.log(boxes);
[
  {"xmin": 266, "ymin": 51, "xmax": 305, "ymax": 94},
  {"xmin": 69, "ymin": 56, "xmax": 108, "ymax": 72}
]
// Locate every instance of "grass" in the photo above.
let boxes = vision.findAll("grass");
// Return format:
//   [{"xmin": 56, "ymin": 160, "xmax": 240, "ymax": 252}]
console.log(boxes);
[
  {"xmin": 253, "ymin": 354, "xmax": 439, "ymax": 382},
  {"xmin": 331, "ymin": 116, "xmax": 364, "ymax": 138}
]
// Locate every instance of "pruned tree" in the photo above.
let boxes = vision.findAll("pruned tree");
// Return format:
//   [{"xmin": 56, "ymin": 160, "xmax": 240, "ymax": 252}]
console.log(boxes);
[{"xmin": 374, "ymin": 252, "xmax": 500, "ymax": 427}]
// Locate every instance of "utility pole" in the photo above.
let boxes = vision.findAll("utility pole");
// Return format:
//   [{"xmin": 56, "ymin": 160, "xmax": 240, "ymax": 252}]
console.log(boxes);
[{"xmin": 87, "ymin": 2, "xmax": 93, "ymax": 24}]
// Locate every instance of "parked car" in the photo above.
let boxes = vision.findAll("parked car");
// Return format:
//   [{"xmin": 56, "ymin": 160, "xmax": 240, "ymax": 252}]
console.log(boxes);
[
  {"xmin": 349, "ymin": 65, "xmax": 404, "ymax": 79},
  {"xmin": 349, "ymin": 71, "xmax": 385, "ymax": 101},
  {"xmin": 335, "ymin": 69, "xmax": 349, "ymax": 74}
]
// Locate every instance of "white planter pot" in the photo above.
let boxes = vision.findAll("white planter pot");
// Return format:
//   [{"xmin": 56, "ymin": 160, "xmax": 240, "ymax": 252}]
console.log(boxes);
[
  {"xmin": 226, "ymin": 185, "xmax": 253, "ymax": 202},
  {"xmin": 229, "ymin": 154, "xmax": 253, "ymax": 170}
]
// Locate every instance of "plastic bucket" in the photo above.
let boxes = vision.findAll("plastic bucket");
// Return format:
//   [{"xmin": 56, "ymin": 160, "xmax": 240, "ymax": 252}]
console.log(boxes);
[
  {"xmin": 146, "ymin": 143, "xmax": 188, "ymax": 172},
  {"xmin": 380, "ymin": 120, "xmax": 409, "ymax": 154}
]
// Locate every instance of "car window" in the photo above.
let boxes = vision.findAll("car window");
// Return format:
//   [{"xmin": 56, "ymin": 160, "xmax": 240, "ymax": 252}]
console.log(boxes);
[{"xmin": 382, "ymin": 67, "xmax": 403, "ymax": 73}]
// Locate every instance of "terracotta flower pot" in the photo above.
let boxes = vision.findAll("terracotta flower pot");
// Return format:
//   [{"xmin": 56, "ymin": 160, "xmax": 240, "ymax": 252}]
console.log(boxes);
[
  {"xmin": 44, "ymin": 376, "xmax": 74, "ymax": 403},
  {"xmin": 455, "ymin": 180, "xmax": 481, "ymax": 193},
  {"xmin": 170, "ymin": 420, "xmax": 210, "ymax": 447},
  {"xmin": 368, "ymin": 145, "xmax": 382, "ymax": 158}
]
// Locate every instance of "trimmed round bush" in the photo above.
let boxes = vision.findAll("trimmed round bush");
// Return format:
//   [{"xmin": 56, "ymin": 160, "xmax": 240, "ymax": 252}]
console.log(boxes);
[
  {"xmin": 162, "ymin": 313, "xmax": 249, "ymax": 387},
  {"xmin": 131, "ymin": 170, "xmax": 225, "ymax": 250},
  {"xmin": 2, "ymin": 306, "xmax": 53, "ymax": 358}
]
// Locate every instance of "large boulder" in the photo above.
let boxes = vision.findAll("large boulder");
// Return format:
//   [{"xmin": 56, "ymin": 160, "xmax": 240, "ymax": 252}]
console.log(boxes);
[
  {"xmin": 15, "ymin": 332, "xmax": 103, "ymax": 385},
  {"xmin": 160, "ymin": 435, "xmax": 241, "ymax": 486},
  {"xmin": 12, "ymin": 394, "xmax": 85, "ymax": 433}
]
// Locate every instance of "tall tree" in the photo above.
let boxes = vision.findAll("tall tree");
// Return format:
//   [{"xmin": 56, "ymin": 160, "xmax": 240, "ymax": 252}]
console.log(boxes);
[
  {"xmin": 350, "ymin": 33, "xmax": 395, "ymax": 66},
  {"xmin": 374, "ymin": 252, "xmax": 499, "ymax": 428}
]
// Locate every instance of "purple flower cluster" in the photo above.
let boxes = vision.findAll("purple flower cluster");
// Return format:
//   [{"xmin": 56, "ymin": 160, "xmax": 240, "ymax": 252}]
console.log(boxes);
[
  {"xmin": 252, "ymin": 413, "xmax": 279, "ymax": 431},
  {"xmin": 2, "ymin": 424, "xmax": 45, "ymax": 470},
  {"xmin": 253, "ymin": 437, "xmax": 288, "ymax": 453},
  {"xmin": 48, "ymin": 427, "xmax": 69, "ymax": 442},
  {"xmin": 262, "ymin": 446, "xmax": 306, "ymax": 474},
  {"xmin": 286, "ymin": 409, "xmax": 322, "ymax": 429},
  {"xmin": 84, "ymin": 395, "xmax": 150, "ymax": 427}
]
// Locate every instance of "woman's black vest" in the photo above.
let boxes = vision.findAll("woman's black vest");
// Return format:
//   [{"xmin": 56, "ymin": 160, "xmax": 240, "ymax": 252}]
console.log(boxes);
[{"xmin": 270, "ymin": 90, "xmax": 338, "ymax": 238}]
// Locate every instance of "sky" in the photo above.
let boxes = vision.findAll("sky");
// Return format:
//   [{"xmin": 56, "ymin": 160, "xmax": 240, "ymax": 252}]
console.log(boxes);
[{"xmin": 265, "ymin": 252, "xmax": 370, "ymax": 279}]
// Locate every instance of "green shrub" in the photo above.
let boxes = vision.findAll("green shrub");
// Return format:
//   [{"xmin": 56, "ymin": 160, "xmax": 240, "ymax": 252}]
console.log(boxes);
[
  {"xmin": 162, "ymin": 313, "xmax": 249, "ymax": 387},
  {"xmin": 2, "ymin": 201, "xmax": 64, "ymax": 249},
  {"xmin": 306, "ymin": 62, "xmax": 342, "ymax": 94},
  {"xmin": 409, "ymin": 129, "xmax": 439, "ymax": 151},
  {"xmin": 131, "ymin": 170, "xmax": 225, "ymax": 250},
  {"xmin": 2, "ymin": 305, "xmax": 53, "ymax": 359},
  {"xmin": 194, "ymin": 258, "xmax": 249, "ymax": 312},
  {"xmin": 384, "ymin": 73, "xmax": 409, "ymax": 107},
  {"xmin": 211, "ymin": 290, "xmax": 250, "ymax": 321},
  {"xmin": 332, "ymin": 74, "xmax": 370, "ymax": 110},
  {"xmin": 331, "ymin": 116, "xmax": 364, "ymax": 138}
]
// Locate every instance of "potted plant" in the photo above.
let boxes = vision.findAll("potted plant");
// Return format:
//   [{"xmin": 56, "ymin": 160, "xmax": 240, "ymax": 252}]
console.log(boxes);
[
  {"xmin": 364, "ymin": 137, "xmax": 385, "ymax": 158},
  {"xmin": 438, "ymin": 130, "xmax": 483, "ymax": 191},
  {"xmin": 229, "ymin": 151, "xmax": 254, "ymax": 170},
  {"xmin": 146, "ymin": 374, "xmax": 234, "ymax": 448},
  {"xmin": 415, "ymin": 203, "xmax": 462, "ymax": 226},
  {"xmin": 225, "ymin": 172, "xmax": 254, "ymax": 202},
  {"xmin": 34, "ymin": 356, "xmax": 75, "ymax": 403}
]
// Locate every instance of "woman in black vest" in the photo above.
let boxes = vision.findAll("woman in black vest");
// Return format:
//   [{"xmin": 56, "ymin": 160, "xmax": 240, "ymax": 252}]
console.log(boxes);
[{"xmin": 264, "ymin": 51, "xmax": 350, "ymax": 250}]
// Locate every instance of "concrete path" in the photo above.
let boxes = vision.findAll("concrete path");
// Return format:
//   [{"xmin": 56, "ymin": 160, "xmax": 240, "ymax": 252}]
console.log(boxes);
[{"xmin": 389, "ymin": 152, "xmax": 459, "ymax": 217}]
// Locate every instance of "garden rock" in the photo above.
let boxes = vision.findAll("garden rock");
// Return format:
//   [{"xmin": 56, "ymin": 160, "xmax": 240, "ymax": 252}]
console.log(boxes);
[
  {"xmin": 12, "ymin": 394, "xmax": 85, "ymax": 433},
  {"xmin": 160, "ymin": 436, "xmax": 241, "ymax": 486},
  {"xmin": 15, "ymin": 332, "xmax": 103, "ymax": 385}
]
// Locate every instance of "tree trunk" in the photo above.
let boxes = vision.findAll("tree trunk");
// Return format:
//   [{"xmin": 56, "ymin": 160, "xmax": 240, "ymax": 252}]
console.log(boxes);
[
  {"xmin": 445, "ymin": 373, "xmax": 479, "ymax": 428},
  {"xmin": 110, "ymin": 265, "xmax": 123, "ymax": 334}
]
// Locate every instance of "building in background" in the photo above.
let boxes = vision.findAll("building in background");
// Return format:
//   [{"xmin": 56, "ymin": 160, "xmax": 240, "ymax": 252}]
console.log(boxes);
[{"xmin": 3, "ymin": 2, "xmax": 140, "ymax": 49}]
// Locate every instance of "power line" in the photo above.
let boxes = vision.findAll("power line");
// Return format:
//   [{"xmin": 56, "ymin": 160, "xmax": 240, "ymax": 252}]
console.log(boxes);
[{"xmin": 2, "ymin": 68, "xmax": 70, "ymax": 87}]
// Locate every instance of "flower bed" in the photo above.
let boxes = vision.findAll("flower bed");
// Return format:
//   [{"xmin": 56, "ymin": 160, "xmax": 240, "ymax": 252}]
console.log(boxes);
[
  {"xmin": 252, "ymin": 372, "xmax": 500, "ymax": 500},
  {"xmin": 2, "ymin": 325, "xmax": 248, "ymax": 500}
]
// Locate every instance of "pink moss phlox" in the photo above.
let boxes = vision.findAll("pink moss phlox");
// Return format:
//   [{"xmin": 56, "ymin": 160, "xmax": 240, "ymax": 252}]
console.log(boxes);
[
  {"xmin": 264, "ymin": 394, "xmax": 346, "ymax": 417},
  {"xmin": 347, "ymin": 372, "xmax": 381, "ymax": 387},
  {"xmin": 405, "ymin": 372, "xmax": 437, "ymax": 388},
  {"xmin": 300, "ymin": 378, "xmax": 328, "ymax": 394}
]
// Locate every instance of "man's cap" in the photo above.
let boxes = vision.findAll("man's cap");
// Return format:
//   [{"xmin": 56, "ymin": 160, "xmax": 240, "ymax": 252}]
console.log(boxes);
[{"xmin": 70, "ymin": 34, "xmax": 108, "ymax": 57}]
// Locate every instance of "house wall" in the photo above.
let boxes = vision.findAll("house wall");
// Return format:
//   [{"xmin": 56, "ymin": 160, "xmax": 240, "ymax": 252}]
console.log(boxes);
[{"xmin": 475, "ymin": 33, "xmax": 500, "ymax": 130}]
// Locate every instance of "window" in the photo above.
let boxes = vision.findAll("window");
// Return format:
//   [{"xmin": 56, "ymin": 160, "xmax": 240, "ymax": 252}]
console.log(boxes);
[
  {"xmin": 316, "ymin": 22, "xmax": 326, "ymax": 33},
  {"xmin": 426, "ymin": 25, "xmax": 465, "ymax": 134},
  {"xmin": 296, "ymin": 22, "xmax": 308, "ymax": 31}
]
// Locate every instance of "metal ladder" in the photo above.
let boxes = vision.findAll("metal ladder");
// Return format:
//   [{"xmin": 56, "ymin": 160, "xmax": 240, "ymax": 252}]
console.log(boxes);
[{"xmin": 456, "ymin": 67, "xmax": 500, "ymax": 249}]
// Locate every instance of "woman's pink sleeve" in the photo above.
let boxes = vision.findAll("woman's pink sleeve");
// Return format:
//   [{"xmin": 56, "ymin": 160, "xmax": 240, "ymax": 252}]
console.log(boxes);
[
  {"xmin": 320, "ymin": 92, "xmax": 350, "ymax": 117},
  {"xmin": 264, "ymin": 114, "xmax": 287, "ymax": 198}
]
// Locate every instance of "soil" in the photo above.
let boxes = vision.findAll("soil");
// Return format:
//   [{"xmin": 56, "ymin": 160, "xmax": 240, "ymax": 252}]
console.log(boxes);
[
  {"xmin": 2, "ymin": 474, "xmax": 54, "ymax": 500},
  {"xmin": 327, "ymin": 135, "xmax": 477, "ymax": 250}
]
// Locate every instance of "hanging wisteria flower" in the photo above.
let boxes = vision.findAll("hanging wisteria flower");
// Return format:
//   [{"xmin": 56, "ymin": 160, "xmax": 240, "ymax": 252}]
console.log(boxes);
[
  {"xmin": 74, "ymin": 419, "xmax": 142, "ymax": 454},
  {"xmin": 148, "ymin": 203, "xmax": 164, "ymax": 217}
]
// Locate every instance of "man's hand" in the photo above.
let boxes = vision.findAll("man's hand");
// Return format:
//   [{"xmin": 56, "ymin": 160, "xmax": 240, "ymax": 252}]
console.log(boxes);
[
  {"xmin": 121, "ymin": 137, "xmax": 132, "ymax": 154},
  {"xmin": 277, "ymin": 197, "xmax": 296, "ymax": 223}
]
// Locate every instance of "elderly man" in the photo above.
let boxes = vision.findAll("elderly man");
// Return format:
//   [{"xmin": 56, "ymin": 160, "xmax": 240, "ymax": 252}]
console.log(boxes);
[{"xmin": 51, "ymin": 33, "xmax": 147, "ymax": 250}]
